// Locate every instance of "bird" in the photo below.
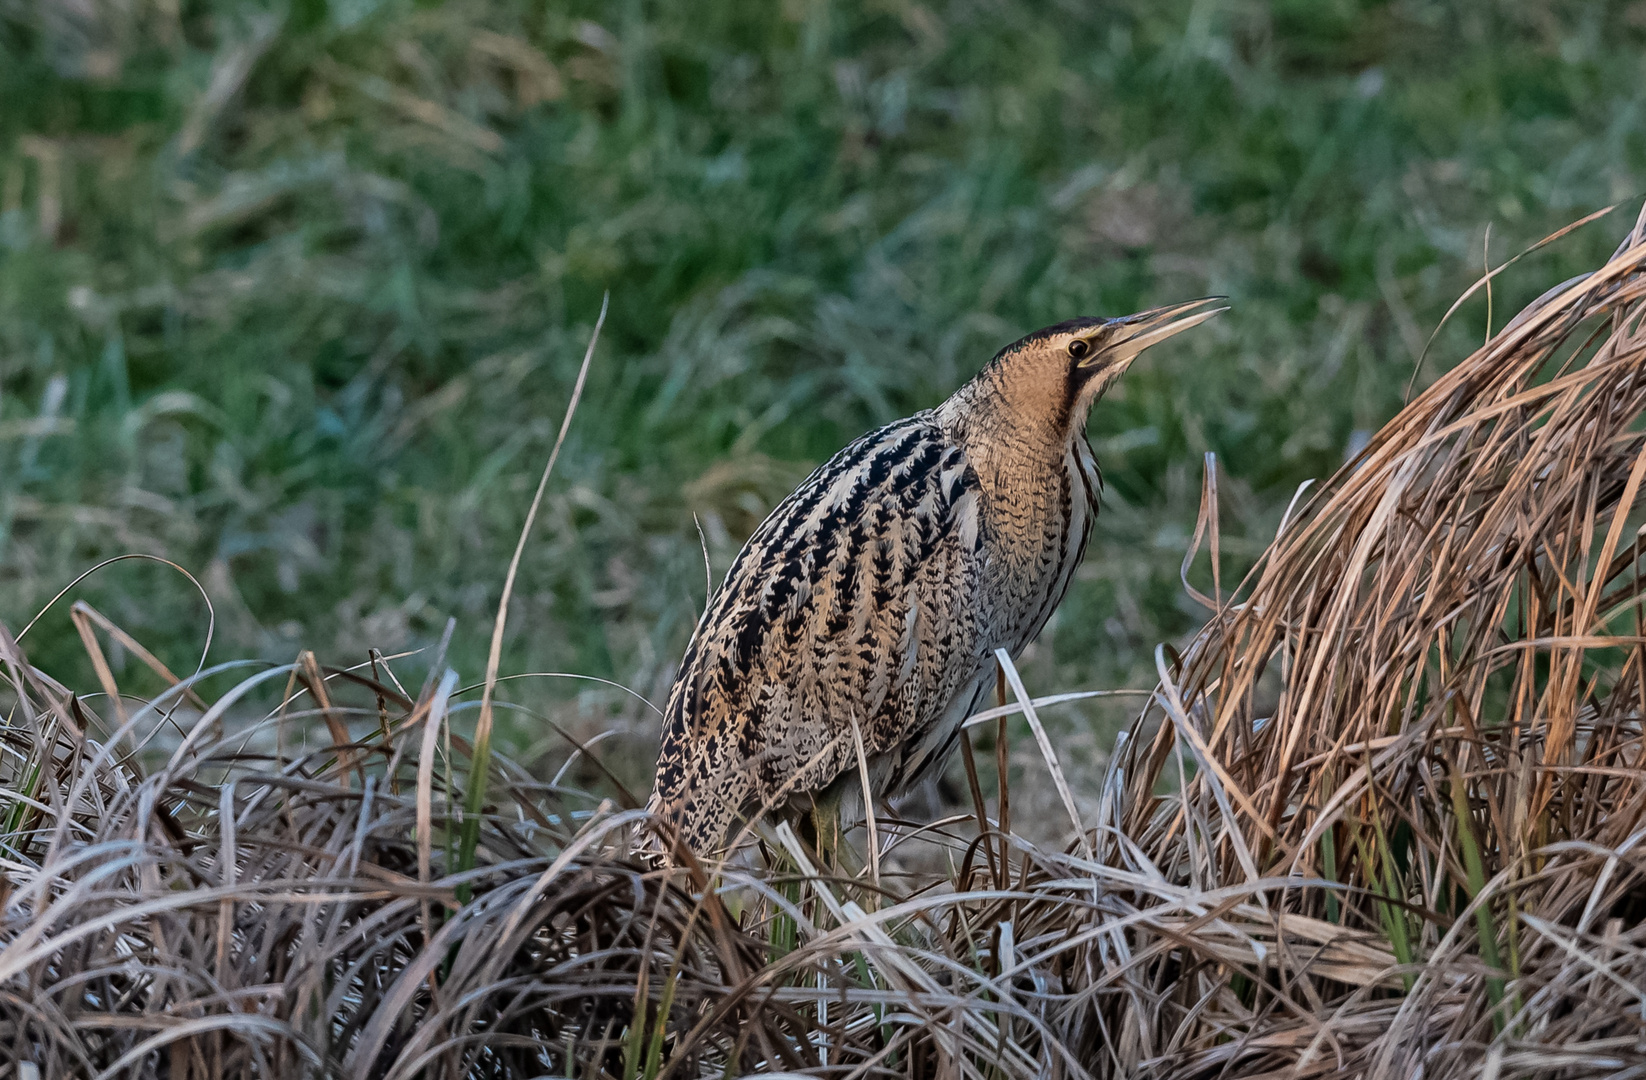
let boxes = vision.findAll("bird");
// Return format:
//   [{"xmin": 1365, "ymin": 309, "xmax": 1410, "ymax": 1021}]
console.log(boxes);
[{"xmin": 646, "ymin": 298, "xmax": 1225, "ymax": 865}]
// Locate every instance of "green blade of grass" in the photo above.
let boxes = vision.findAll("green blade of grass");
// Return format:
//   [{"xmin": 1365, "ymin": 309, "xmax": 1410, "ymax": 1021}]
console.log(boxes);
[
  {"xmin": 457, "ymin": 296, "xmax": 606, "ymax": 900},
  {"xmin": 1450, "ymin": 767, "xmax": 1508, "ymax": 1028}
]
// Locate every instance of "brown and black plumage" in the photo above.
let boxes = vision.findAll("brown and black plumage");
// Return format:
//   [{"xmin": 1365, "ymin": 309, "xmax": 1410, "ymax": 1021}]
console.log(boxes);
[{"xmin": 648, "ymin": 299, "xmax": 1225, "ymax": 858}]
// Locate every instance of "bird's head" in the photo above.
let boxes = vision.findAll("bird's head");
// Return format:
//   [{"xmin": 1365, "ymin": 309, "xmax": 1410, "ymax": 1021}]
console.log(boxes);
[{"xmin": 970, "ymin": 297, "xmax": 1226, "ymax": 439}]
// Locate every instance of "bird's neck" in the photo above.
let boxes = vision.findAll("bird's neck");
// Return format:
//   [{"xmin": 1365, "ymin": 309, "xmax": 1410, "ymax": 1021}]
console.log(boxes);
[
  {"xmin": 932, "ymin": 389, "xmax": 1099, "ymax": 652},
  {"xmin": 934, "ymin": 390, "xmax": 1092, "ymax": 543},
  {"xmin": 935, "ymin": 381, "xmax": 1085, "ymax": 486}
]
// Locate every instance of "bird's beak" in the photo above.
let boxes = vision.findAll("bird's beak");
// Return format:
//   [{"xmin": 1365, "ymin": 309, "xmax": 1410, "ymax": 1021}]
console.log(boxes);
[{"xmin": 1085, "ymin": 296, "xmax": 1228, "ymax": 369}]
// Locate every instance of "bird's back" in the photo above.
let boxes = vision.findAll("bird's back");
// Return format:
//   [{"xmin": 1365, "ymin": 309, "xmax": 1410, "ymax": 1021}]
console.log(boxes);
[{"xmin": 648, "ymin": 413, "xmax": 1001, "ymax": 852}]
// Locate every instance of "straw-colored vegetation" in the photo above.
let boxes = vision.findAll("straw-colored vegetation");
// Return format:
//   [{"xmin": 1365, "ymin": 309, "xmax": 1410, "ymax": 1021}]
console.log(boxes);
[
  {"xmin": 1104, "ymin": 213, "xmax": 1646, "ymax": 1076},
  {"xmin": 6, "ymin": 217, "xmax": 1646, "ymax": 1078}
]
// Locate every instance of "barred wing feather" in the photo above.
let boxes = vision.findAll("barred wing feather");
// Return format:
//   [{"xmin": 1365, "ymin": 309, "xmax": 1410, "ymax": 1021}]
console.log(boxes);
[{"xmin": 649, "ymin": 415, "xmax": 990, "ymax": 851}]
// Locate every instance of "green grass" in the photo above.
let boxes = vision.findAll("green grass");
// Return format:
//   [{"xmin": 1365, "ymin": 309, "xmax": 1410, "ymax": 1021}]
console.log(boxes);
[{"xmin": 1, "ymin": 0, "xmax": 1642, "ymax": 775}]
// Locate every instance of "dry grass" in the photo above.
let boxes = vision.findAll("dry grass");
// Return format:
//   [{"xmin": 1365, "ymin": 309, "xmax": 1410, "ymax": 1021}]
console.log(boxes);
[
  {"xmin": 7, "ymin": 212, "xmax": 1646, "ymax": 1078},
  {"xmin": 0, "ymin": 635, "xmax": 814, "ymax": 1078},
  {"xmin": 1100, "ymin": 208, "xmax": 1646, "ymax": 1076}
]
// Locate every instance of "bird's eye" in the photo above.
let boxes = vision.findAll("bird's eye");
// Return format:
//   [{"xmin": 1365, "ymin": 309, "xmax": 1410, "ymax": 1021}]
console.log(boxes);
[{"xmin": 1067, "ymin": 339, "xmax": 1091, "ymax": 360}]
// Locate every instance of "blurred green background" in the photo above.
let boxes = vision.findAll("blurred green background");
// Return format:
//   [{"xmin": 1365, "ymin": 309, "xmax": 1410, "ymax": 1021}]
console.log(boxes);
[{"xmin": 1, "ymin": 0, "xmax": 1641, "ymax": 792}]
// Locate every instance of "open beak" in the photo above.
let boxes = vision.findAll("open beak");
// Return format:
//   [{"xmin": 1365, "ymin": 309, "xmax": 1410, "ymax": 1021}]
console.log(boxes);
[{"xmin": 1086, "ymin": 296, "xmax": 1228, "ymax": 368}]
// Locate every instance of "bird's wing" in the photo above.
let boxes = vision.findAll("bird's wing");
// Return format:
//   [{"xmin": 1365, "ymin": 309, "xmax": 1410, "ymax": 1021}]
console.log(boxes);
[{"xmin": 651, "ymin": 415, "xmax": 989, "ymax": 843}]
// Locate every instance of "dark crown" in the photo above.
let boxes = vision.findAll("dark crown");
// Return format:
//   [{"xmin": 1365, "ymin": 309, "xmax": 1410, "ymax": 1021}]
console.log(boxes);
[{"xmin": 994, "ymin": 316, "xmax": 1107, "ymax": 361}]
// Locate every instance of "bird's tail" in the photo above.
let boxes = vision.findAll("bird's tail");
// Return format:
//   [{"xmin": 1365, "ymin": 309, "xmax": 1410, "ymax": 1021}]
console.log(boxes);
[
  {"xmin": 638, "ymin": 788, "xmax": 681, "ymax": 862},
  {"xmin": 640, "ymin": 773, "xmax": 755, "ymax": 867}
]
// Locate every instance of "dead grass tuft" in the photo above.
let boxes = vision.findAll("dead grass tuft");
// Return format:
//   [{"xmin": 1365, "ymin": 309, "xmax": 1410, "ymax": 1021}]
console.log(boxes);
[{"xmin": 1099, "ymin": 208, "xmax": 1646, "ymax": 1076}]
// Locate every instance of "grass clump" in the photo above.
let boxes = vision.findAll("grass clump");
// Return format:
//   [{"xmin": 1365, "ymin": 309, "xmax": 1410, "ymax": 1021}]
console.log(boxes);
[
  {"xmin": 6, "ymin": 214, "xmax": 1646, "ymax": 1077},
  {"xmin": 0, "ymin": 650, "xmax": 805, "ymax": 1077},
  {"xmin": 1102, "ymin": 211, "xmax": 1646, "ymax": 1075}
]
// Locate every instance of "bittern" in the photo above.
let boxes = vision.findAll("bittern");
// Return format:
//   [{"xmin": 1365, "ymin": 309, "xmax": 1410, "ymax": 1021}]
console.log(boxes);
[{"xmin": 647, "ymin": 298, "xmax": 1225, "ymax": 865}]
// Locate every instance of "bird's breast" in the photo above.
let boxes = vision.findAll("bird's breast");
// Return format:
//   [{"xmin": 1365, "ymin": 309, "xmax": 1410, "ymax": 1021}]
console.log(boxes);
[{"xmin": 970, "ymin": 436, "xmax": 1101, "ymax": 652}]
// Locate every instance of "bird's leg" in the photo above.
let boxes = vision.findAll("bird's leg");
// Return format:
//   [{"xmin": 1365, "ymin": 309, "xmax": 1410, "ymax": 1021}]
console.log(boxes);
[{"xmin": 807, "ymin": 782, "xmax": 863, "ymax": 878}]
